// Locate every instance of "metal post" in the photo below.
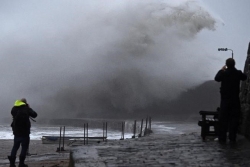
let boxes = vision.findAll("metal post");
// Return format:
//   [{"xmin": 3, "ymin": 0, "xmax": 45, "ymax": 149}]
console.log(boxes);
[
  {"xmin": 106, "ymin": 122, "xmax": 108, "ymax": 141},
  {"xmin": 132, "ymin": 120, "xmax": 136, "ymax": 138},
  {"xmin": 120, "ymin": 122, "xmax": 122, "ymax": 140},
  {"xmin": 121, "ymin": 121, "xmax": 124, "ymax": 140},
  {"xmin": 62, "ymin": 126, "xmax": 65, "ymax": 151},
  {"xmin": 123, "ymin": 122, "xmax": 125, "ymax": 139},
  {"xmin": 145, "ymin": 117, "xmax": 148, "ymax": 135},
  {"xmin": 139, "ymin": 119, "xmax": 143, "ymax": 137},
  {"xmin": 84, "ymin": 124, "xmax": 86, "ymax": 145},
  {"xmin": 149, "ymin": 117, "xmax": 151, "ymax": 130},
  {"xmin": 58, "ymin": 126, "xmax": 62, "ymax": 152},
  {"xmin": 87, "ymin": 123, "xmax": 88, "ymax": 145},
  {"xmin": 218, "ymin": 48, "xmax": 234, "ymax": 58},
  {"xmin": 103, "ymin": 122, "xmax": 105, "ymax": 141}
]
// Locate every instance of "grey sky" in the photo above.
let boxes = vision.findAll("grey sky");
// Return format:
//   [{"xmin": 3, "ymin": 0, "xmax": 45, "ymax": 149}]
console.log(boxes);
[
  {"xmin": 0, "ymin": 0, "xmax": 249, "ymax": 118},
  {"xmin": 202, "ymin": 0, "xmax": 250, "ymax": 68}
]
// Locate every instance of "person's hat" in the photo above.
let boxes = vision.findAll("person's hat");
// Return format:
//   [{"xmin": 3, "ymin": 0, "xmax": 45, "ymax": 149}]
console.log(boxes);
[{"xmin": 20, "ymin": 98, "xmax": 27, "ymax": 103}]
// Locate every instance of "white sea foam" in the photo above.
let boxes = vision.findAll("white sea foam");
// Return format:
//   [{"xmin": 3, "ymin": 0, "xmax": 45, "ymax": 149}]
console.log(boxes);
[
  {"xmin": 0, "ymin": 122, "xmax": 199, "ymax": 140},
  {"xmin": 0, "ymin": 124, "xmax": 133, "ymax": 140}
]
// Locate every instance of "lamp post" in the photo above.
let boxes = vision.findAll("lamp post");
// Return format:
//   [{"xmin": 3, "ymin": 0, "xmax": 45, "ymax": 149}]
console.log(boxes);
[{"xmin": 218, "ymin": 48, "xmax": 234, "ymax": 59}]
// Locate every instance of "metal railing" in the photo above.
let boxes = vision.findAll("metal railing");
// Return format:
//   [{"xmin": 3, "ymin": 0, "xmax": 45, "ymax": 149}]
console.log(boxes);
[{"xmin": 53, "ymin": 116, "xmax": 152, "ymax": 151}]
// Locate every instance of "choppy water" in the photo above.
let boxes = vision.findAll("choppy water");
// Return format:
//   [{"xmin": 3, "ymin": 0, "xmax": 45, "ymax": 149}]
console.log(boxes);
[
  {"xmin": 0, "ymin": 124, "xmax": 133, "ymax": 140},
  {"xmin": 0, "ymin": 121, "xmax": 199, "ymax": 140}
]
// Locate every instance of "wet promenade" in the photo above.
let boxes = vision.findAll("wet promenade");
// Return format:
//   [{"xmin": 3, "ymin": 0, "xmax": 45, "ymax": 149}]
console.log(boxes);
[{"xmin": 71, "ymin": 123, "xmax": 250, "ymax": 167}]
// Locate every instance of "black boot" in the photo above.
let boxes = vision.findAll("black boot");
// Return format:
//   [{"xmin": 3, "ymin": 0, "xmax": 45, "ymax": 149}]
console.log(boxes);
[
  {"xmin": 7, "ymin": 156, "xmax": 16, "ymax": 167},
  {"xmin": 18, "ymin": 156, "xmax": 28, "ymax": 167}
]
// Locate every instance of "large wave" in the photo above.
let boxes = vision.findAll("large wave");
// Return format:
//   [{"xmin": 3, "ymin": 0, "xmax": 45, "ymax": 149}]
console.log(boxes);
[{"xmin": 0, "ymin": 0, "xmax": 220, "ymax": 118}]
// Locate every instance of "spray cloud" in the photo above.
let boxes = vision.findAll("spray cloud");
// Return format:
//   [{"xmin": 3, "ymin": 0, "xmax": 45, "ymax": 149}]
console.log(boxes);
[{"xmin": 0, "ymin": 0, "xmax": 220, "ymax": 118}]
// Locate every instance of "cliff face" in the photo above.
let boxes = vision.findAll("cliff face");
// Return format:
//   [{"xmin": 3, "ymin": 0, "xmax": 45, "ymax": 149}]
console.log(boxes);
[{"xmin": 240, "ymin": 42, "xmax": 250, "ymax": 137}]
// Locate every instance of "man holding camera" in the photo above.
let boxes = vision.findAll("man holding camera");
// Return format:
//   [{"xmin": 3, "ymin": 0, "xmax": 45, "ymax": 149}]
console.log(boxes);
[
  {"xmin": 8, "ymin": 98, "xmax": 37, "ymax": 167},
  {"xmin": 215, "ymin": 58, "xmax": 247, "ymax": 143}
]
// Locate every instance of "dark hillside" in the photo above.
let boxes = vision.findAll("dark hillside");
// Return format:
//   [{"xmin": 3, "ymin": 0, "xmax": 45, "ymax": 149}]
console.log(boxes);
[{"xmin": 154, "ymin": 80, "xmax": 220, "ymax": 120}]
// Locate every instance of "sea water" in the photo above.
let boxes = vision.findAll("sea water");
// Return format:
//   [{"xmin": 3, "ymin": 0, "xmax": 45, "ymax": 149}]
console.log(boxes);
[
  {"xmin": 0, "ymin": 121, "xmax": 199, "ymax": 140},
  {"xmin": 0, "ymin": 124, "xmax": 133, "ymax": 140}
]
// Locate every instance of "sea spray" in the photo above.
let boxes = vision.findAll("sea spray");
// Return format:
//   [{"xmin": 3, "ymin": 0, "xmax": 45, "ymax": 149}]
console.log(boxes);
[{"xmin": 0, "ymin": 0, "xmax": 220, "ymax": 118}]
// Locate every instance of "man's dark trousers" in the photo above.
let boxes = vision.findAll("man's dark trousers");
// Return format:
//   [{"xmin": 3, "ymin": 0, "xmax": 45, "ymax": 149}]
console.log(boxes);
[
  {"xmin": 11, "ymin": 136, "xmax": 30, "ymax": 157},
  {"xmin": 219, "ymin": 98, "xmax": 241, "ymax": 142}
]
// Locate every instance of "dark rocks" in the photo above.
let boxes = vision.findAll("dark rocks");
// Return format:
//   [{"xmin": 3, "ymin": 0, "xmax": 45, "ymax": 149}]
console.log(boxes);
[{"xmin": 240, "ymin": 42, "xmax": 250, "ymax": 138}]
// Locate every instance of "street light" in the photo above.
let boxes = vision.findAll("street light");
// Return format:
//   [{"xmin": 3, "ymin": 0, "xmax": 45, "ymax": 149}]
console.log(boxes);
[{"xmin": 218, "ymin": 48, "xmax": 234, "ymax": 58}]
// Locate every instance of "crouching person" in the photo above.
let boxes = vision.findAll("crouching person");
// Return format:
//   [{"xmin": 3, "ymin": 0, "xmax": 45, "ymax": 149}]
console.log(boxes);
[{"xmin": 8, "ymin": 98, "xmax": 37, "ymax": 167}]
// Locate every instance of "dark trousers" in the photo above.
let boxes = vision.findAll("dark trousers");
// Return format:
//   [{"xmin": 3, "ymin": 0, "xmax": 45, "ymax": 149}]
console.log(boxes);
[
  {"xmin": 219, "ymin": 98, "xmax": 240, "ymax": 141},
  {"xmin": 11, "ymin": 136, "xmax": 30, "ymax": 157}
]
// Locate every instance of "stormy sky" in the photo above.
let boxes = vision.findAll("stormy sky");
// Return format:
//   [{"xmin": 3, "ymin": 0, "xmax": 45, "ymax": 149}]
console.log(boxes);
[{"xmin": 0, "ymin": 0, "xmax": 249, "ymax": 119}]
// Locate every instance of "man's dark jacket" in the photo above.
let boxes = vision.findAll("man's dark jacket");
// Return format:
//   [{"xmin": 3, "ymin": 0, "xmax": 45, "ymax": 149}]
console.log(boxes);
[
  {"xmin": 11, "ymin": 100, "xmax": 37, "ymax": 137},
  {"xmin": 215, "ymin": 67, "xmax": 247, "ymax": 99}
]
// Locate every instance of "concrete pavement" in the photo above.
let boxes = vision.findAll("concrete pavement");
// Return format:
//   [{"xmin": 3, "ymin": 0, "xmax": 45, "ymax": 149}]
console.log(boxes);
[{"xmin": 70, "ymin": 128, "xmax": 250, "ymax": 167}]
